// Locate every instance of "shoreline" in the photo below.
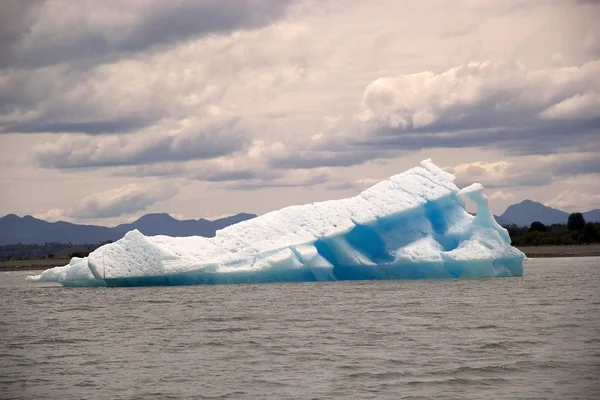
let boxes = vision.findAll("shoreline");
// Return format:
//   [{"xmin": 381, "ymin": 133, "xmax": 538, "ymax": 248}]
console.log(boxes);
[
  {"xmin": 517, "ymin": 244, "xmax": 600, "ymax": 258},
  {"xmin": 2, "ymin": 244, "xmax": 600, "ymax": 271},
  {"xmin": 0, "ymin": 259, "xmax": 68, "ymax": 271}
]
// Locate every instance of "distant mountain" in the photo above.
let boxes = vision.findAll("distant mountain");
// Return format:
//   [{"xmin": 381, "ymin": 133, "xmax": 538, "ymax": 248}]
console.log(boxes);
[
  {"xmin": 493, "ymin": 215, "xmax": 514, "ymax": 226},
  {"xmin": 0, "ymin": 214, "xmax": 122, "ymax": 245},
  {"xmin": 211, "ymin": 213, "xmax": 257, "ymax": 231},
  {"xmin": 500, "ymin": 200, "xmax": 568, "ymax": 226},
  {"xmin": 114, "ymin": 212, "xmax": 257, "ymax": 237},
  {"xmin": 583, "ymin": 209, "xmax": 600, "ymax": 223},
  {"xmin": 0, "ymin": 213, "xmax": 256, "ymax": 245},
  {"xmin": 114, "ymin": 213, "xmax": 216, "ymax": 237},
  {"xmin": 499, "ymin": 200, "xmax": 600, "ymax": 227},
  {"xmin": 2, "ymin": 201, "xmax": 598, "ymax": 244}
]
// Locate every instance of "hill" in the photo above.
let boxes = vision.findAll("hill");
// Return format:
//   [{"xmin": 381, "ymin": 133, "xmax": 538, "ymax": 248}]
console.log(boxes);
[
  {"xmin": 500, "ymin": 200, "xmax": 568, "ymax": 226},
  {"xmin": 493, "ymin": 214, "xmax": 514, "ymax": 226},
  {"xmin": 583, "ymin": 209, "xmax": 600, "ymax": 223},
  {"xmin": 0, "ymin": 213, "xmax": 256, "ymax": 245},
  {"xmin": 0, "ymin": 214, "xmax": 122, "ymax": 245},
  {"xmin": 499, "ymin": 200, "xmax": 600, "ymax": 227}
]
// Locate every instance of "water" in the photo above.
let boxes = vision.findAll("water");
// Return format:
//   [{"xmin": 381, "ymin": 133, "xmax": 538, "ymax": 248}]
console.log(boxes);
[{"xmin": 1, "ymin": 257, "xmax": 599, "ymax": 399}]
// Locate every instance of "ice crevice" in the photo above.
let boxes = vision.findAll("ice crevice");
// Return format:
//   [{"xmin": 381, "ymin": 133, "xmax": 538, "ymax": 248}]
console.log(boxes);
[{"xmin": 27, "ymin": 159, "xmax": 525, "ymax": 287}]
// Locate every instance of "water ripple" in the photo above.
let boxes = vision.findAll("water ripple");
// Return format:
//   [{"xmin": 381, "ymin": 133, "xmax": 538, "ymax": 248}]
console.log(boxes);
[{"xmin": 0, "ymin": 257, "xmax": 599, "ymax": 399}]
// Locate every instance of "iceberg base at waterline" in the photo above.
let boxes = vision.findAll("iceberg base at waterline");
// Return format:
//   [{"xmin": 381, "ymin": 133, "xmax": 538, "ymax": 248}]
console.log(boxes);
[{"xmin": 27, "ymin": 159, "xmax": 525, "ymax": 287}]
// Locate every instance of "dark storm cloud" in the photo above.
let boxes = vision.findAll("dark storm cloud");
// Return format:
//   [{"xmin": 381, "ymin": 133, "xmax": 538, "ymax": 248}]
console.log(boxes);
[{"xmin": 0, "ymin": 0, "xmax": 294, "ymax": 69}]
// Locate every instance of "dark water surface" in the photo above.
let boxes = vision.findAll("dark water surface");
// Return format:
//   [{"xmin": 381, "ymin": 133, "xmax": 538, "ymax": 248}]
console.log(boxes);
[{"xmin": 1, "ymin": 257, "xmax": 599, "ymax": 399}]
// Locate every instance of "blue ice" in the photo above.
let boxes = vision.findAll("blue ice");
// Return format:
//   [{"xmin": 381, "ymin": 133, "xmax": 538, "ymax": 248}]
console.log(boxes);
[{"xmin": 27, "ymin": 160, "xmax": 524, "ymax": 287}]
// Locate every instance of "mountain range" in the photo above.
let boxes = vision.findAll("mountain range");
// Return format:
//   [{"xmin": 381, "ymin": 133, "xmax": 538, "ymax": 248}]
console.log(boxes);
[
  {"xmin": 0, "ymin": 213, "xmax": 256, "ymax": 245},
  {"xmin": 498, "ymin": 200, "xmax": 600, "ymax": 227},
  {"xmin": 1, "ymin": 200, "xmax": 599, "ymax": 245}
]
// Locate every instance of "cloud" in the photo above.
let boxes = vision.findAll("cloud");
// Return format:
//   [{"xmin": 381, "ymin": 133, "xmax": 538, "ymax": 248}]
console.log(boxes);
[
  {"xmin": 104, "ymin": 139, "xmax": 335, "ymax": 190},
  {"xmin": 324, "ymin": 181, "xmax": 358, "ymax": 191},
  {"xmin": 224, "ymin": 168, "xmax": 331, "ymax": 190},
  {"xmin": 188, "ymin": 141, "xmax": 334, "ymax": 189},
  {"xmin": 35, "ymin": 115, "xmax": 247, "ymax": 168},
  {"xmin": 267, "ymin": 147, "xmax": 393, "ymax": 169},
  {"xmin": 0, "ymin": 1, "xmax": 298, "ymax": 138},
  {"xmin": 34, "ymin": 207, "xmax": 70, "ymax": 223},
  {"xmin": 110, "ymin": 163, "xmax": 188, "ymax": 178},
  {"xmin": 5, "ymin": 1, "xmax": 599, "ymax": 174},
  {"xmin": 5, "ymin": 117, "xmax": 152, "ymax": 135},
  {"xmin": 66, "ymin": 182, "xmax": 180, "ymax": 219},
  {"xmin": 325, "ymin": 177, "xmax": 381, "ymax": 192},
  {"xmin": 0, "ymin": 0, "xmax": 294, "ymax": 68},
  {"xmin": 2, "ymin": 0, "xmax": 600, "ymax": 222},
  {"xmin": 546, "ymin": 190, "xmax": 600, "ymax": 212},
  {"xmin": 450, "ymin": 160, "xmax": 553, "ymax": 188},
  {"xmin": 190, "ymin": 143, "xmax": 285, "ymax": 182},
  {"xmin": 488, "ymin": 191, "xmax": 515, "ymax": 201},
  {"xmin": 554, "ymin": 154, "xmax": 600, "ymax": 175},
  {"xmin": 263, "ymin": 126, "xmax": 398, "ymax": 170},
  {"xmin": 449, "ymin": 153, "xmax": 600, "ymax": 189},
  {"xmin": 359, "ymin": 60, "xmax": 600, "ymax": 154},
  {"xmin": 539, "ymin": 92, "xmax": 600, "ymax": 121}
]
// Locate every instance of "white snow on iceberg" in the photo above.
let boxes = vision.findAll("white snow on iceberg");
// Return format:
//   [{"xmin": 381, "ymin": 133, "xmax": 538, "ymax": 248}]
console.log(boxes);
[{"xmin": 27, "ymin": 159, "xmax": 524, "ymax": 287}]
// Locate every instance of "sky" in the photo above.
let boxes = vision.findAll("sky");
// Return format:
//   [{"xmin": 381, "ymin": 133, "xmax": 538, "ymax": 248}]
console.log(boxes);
[{"xmin": 1, "ymin": 0, "xmax": 599, "ymax": 226}]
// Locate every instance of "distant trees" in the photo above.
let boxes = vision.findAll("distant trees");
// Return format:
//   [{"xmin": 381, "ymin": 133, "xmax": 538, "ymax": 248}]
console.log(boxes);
[
  {"xmin": 0, "ymin": 241, "xmax": 112, "ymax": 262},
  {"xmin": 583, "ymin": 223, "xmax": 598, "ymax": 243},
  {"xmin": 529, "ymin": 221, "xmax": 547, "ymax": 233},
  {"xmin": 508, "ymin": 220, "xmax": 600, "ymax": 246},
  {"xmin": 69, "ymin": 252, "xmax": 89, "ymax": 258},
  {"xmin": 568, "ymin": 212, "xmax": 585, "ymax": 232}
]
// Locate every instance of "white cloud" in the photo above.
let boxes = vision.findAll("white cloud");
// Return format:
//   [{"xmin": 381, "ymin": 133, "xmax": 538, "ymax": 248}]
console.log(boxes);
[
  {"xmin": 449, "ymin": 153, "xmax": 600, "ymax": 189},
  {"xmin": 224, "ymin": 167, "xmax": 332, "ymax": 190},
  {"xmin": 64, "ymin": 182, "xmax": 180, "ymax": 219},
  {"xmin": 449, "ymin": 160, "xmax": 553, "ymax": 188},
  {"xmin": 546, "ymin": 190, "xmax": 600, "ymax": 213},
  {"xmin": 359, "ymin": 60, "xmax": 600, "ymax": 133},
  {"xmin": 539, "ymin": 91, "xmax": 600, "ymax": 120},
  {"xmin": 33, "ymin": 208, "xmax": 69, "ymax": 223},
  {"xmin": 488, "ymin": 191, "xmax": 515, "ymax": 201},
  {"xmin": 34, "ymin": 115, "xmax": 246, "ymax": 168}
]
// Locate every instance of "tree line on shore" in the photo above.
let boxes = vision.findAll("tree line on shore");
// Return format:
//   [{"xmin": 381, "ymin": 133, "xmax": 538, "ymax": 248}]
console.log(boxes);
[
  {"xmin": 0, "ymin": 241, "xmax": 111, "ymax": 262},
  {"xmin": 1, "ymin": 213, "xmax": 599, "ymax": 261},
  {"xmin": 507, "ymin": 212, "xmax": 599, "ymax": 246}
]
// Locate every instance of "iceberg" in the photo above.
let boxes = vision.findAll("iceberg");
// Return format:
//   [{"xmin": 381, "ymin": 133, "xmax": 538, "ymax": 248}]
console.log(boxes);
[{"xmin": 27, "ymin": 159, "xmax": 524, "ymax": 287}]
